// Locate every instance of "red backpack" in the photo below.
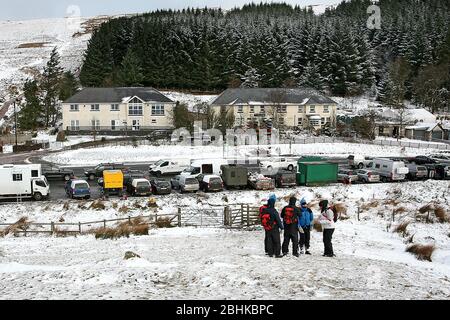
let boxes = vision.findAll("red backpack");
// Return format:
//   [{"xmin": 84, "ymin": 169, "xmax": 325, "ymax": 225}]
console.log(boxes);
[
  {"xmin": 284, "ymin": 207, "xmax": 297, "ymax": 225},
  {"xmin": 261, "ymin": 211, "xmax": 275, "ymax": 231}
]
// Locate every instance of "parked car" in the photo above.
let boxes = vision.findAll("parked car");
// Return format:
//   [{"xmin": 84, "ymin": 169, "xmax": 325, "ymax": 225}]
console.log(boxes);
[
  {"xmin": 149, "ymin": 159, "xmax": 189, "ymax": 177},
  {"xmin": 170, "ymin": 175, "xmax": 182, "ymax": 189},
  {"xmin": 127, "ymin": 178, "xmax": 152, "ymax": 196},
  {"xmin": 180, "ymin": 176, "xmax": 200, "ymax": 193},
  {"xmin": 260, "ymin": 157, "xmax": 297, "ymax": 174},
  {"xmin": 406, "ymin": 164, "xmax": 428, "ymax": 181},
  {"xmin": 356, "ymin": 169, "xmax": 380, "ymax": 183},
  {"xmin": 265, "ymin": 170, "xmax": 297, "ymax": 188},
  {"xmin": 42, "ymin": 165, "xmax": 74, "ymax": 181},
  {"xmin": 85, "ymin": 163, "xmax": 125, "ymax": 181},
  {"xmin": 347, "ymin": 155, "xmax": 373, "ymax": 169},
  {"xmin": 427, "ymin": 154, "xmax": 450, "ymax": 164},
  {"xmin": 248, "ymin": 173, "xmax": 275, "ymax": 190},
  {"xmin": 427, "ymin": 164, "xmax": 450, "ymax": 180},
  {"xmin": 150, "ymin": 179, "xmax": 172, "ymax": 195},
  {"xmin": 408, "ymin": 156, "xmax": 438, "ymax": 165},
  {"xmin": 338, "ymin": 169, "xmax": 359, "ymax": 183},
  {"xmin": 198, "ymin": 174, "xmax": 224, "ymax": 192},
  {"xmin": 65, "ymin": 179, "xmax": 90, "ymax": 200},
  {"xmin": 367, "ymin": 158, "xmax": 409, "ymax": 182}
]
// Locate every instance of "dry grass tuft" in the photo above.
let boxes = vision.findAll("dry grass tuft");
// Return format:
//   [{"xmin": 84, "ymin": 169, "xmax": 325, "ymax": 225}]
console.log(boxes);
[
  {"xmin": 94, "ymin": 219, "xmax": 149, "ymax": 240},
  {"xmin": 90, "ymin": 200, "xmax": 106, "ymax": 211},
  {"xmin": 147, "ymin": 198, "xmax": 158, "ymax": 208},
  {"xmin": 394, "ymin": 207, "xmax": 407, "ymax": 214},
  {"xmin": 17, "ymin": 42, "xmax": 49, "ymax": 48},
  {"xmin": 118, "ymin": 206, "xmax": 130, "ymax": 214},
  {"xmin": 392, "ymin": 221, "xmax": 410, "ymax": 236},
  {"xmin": 406, "ymin": 244, "xmax": 435, "ymax": 262},
  {"xmin": 133, "ymin": 201, "xmax": 143, "ymax": 209},
  {"xmin": 155, "ymin": 217, "xmax": 174, "ymax": 228},
  {"xmin": 112, "ymin": 202, "xmax": 118, "ymax": 209},
  {"xmin": 419, "ymin": 204, "xmax": 433, "ymax": 214},
  {"xmin": 63, "ymin": 202, "xmax": 70, "ymax": 211},
  {"xmin": 312, "ymin": 219, "xmax": 323, "ymax": 232},
  {"xmin": 333, "ymin": 203, "xmax": 347, "ymax": 215},
  {"xmin": 361, "ymin": 200, "xmax": 380, "ymax": 211},
  {"xmin": 434, "ymin": 206, "xmax": 449, "ymax": 223},
  {"xmin": 2, "ymin": 217, "xmax": 30, "ymax": 236},
  {"xmin": 384, "ymin": 199, "xmax": 400, "ymax": 207}
]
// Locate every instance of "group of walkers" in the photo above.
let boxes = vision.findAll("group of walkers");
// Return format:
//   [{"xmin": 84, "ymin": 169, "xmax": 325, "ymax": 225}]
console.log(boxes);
[{"xmin": 259, "ymin": 195, "xmax": 337, "ymax": 258}]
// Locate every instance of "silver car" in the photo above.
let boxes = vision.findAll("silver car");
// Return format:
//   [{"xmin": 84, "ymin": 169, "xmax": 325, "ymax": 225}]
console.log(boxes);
[
  {"xmin": 338, "ymin": 169, "xmax": 359, "ymax": 183},
  {"xmin": 356, "ymin": 169, "xmax": 380, "ymax": 183}
]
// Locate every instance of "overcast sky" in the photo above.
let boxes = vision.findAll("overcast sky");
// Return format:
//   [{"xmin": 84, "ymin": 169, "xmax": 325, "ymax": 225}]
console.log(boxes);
[{"xmin": 0, "ymin": 0, "xmax": 340, "ymax": 21}]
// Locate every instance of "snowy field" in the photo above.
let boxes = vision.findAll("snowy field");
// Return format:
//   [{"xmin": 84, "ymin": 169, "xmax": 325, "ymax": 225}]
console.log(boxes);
[
  {"xmin": 43, "ymin": 142, "xmax": 447, "ymax": 166},
  {"xmin": 0, "ymin": 180, "xmax": 449, "ymax": 299},
  {"xmin": 161, "ymin": 91, "xmax": 218, "ymax": 111}
]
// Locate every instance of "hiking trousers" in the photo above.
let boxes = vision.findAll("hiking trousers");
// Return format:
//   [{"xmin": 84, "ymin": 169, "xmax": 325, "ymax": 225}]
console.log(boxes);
[
  {"xmin": 266, "ymin": 228, "xmax": 281, "ymax": 256},
  {"xmin": 299, "ymin": 226, "xmax": 311, "ymax": 250},
  {"xmin": 323, "ymin": 228, "xmax": 335, "ymax": 256},
  {"xmin": 282, "ymin": 224, "xmax": 299, "ymax": 255}
]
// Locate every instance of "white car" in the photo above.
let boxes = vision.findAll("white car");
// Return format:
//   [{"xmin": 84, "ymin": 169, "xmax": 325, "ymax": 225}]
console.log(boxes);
[
  {"xmin": 149, "ymin": 160, "xmax": 188, "ymax": 177},
  {"xmin": 259, "ymin": 157, "xmax": 297, "ymax": 173},
  {"xmin": 348, "ymin": 155, "xmax": 373, "ymax": 169}
]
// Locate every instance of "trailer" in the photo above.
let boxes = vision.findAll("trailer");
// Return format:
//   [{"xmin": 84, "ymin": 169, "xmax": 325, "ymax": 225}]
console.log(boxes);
[
  {"xmin": 220, "ymin": 165, "xmax": 248, "ymax": 189},
  {"xmin": 296, "ymin": 161, "xmax": 338, "ymax": 186},
  {"xmin": 0, "ymin": 164, "xmax": 50, "ymax": 201}
]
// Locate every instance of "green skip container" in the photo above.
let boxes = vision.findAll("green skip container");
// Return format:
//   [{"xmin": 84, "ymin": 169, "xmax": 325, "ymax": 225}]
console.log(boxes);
[{"xmin": 296, "ymin": 161, "xmax": 338, "ymax": 186}]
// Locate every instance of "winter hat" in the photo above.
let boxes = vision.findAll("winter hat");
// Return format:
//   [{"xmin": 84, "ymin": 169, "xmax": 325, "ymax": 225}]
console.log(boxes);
[
  {"xmin": 268, "ymin": 197, "xmax": 276, "ymax": 207},
  {"xmin": 300, "ymin": 198, "xmax": 307, "ymax": 205},
  {"xmin": 269, "ymin": 193, "xmax": 277, "ymax": 203}
]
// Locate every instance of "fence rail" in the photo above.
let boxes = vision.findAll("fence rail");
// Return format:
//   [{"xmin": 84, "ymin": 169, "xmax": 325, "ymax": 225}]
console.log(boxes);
[{"xmin": 0, "ymin": 205, "xmax": 261, "ymax": 236}]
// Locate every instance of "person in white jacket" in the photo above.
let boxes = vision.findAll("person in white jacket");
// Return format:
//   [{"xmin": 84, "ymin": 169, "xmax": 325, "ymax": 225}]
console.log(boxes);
[{"xmin": 318, "ymin": 200, "xmax": 336, "ymax": 257}]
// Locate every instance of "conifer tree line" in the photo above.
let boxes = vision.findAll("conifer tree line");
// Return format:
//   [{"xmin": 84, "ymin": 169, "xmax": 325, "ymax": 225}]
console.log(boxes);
[
  {"xmin": 79, "ymin": 0, "xmax": 450, "ymax": 112},
  {"xmin": 19, "ymin": 48, "xmax": 80, "ymax": 130}
]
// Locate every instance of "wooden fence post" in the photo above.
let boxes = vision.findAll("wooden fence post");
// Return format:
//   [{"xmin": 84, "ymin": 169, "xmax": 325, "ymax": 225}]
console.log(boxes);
[
  {"xmin": 357, "ymin": 207, "xmax": 360, "ymax": 221},
  {"xmin": 50, "ymin": 222, "xmax": 54, "ymax": 235},
  {"xmin": 78, "ymin": 222, "xmax": 82, "ymax": 234},
  {"xmin": 128, "ymin": 216, "xmax": 131, "ymax": 224},
  {"xmin": 178, "ymin": 208, "xmax": 182, "ymax": 227},
  {"xmin": 247, "ymin": 204, "xmax": 250, "ymax": 228},
  {"xmin": 392, "ymin": 209, "xmax": 395, "ymax": 222},
  {"xmin": 223, "ymin": 206, "xmax": 228, "ymax": 227},
  {"xmin": 241, "ymin": 204, "xmax": 244, "ymax": 227},
  {"xmin": 103, "ymin": 220, "xmax": 106, "ymax": 228}
]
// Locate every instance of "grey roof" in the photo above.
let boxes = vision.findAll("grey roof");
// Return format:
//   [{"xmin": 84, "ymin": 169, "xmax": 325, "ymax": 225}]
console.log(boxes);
[
  {"xmin": 64, "ymin": 87, "xmax": 174, "ymax": 104},
  {"xmin": 211, "ymin": 88, "xmax": 336, "ymax": 105}
]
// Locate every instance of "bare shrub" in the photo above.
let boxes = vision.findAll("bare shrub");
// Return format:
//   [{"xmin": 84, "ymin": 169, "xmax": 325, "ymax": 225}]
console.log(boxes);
[
  {"xmin": 406, "ymin": 244, "xmax": 435, "ymax": 262},
  {"xmin": 333, "ymin": 203, "xmax": 347, "ymax": 215},
  {"xmin": 385, "ymin": 199, "xmax": 400, "ymax": 207},
  {"xmin": 112, "ymin": 202, "xmax": 118, "ymax": 209},
  {"xmin": 392, "ymin": 221, "xmax": 410, "ymax": 237},
  {"xmin": 147, "ymin": 198, "xmax": 158, "ymax": 208},
  {"xmin": 63, "ymin": 202, "xmax": 70, "ymax": 211},
  {"xmin": 419, "ymin": 204, "xmax": 433, "ymax": 214},
  {"xmin": 394, "ymin": 207, "xmax": 407, "ymax": 214},
  {"xmin": 133, "ymin": 201, "xmax": 143, "ymax": 209},
  {"xmin": 118, "ymin": 206, "xmax": 130, "ymax": 214}
]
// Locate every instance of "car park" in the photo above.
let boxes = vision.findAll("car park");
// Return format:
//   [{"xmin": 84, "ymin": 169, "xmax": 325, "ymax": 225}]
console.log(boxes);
[
  {"xmin": 42, "ymin": 165, "xmax": 74, "ymax": 181},
  {"xmin": 338, "ymin": 169, "xmax": 359, "ymax": 183},
  {"xmin": 127, "ymin": 178, "xmax": 152, "ymax": 196},
  {"xmin": 356, "ymin": 169, "xmax": 380, "ymax": 183},
  {"xmin": 65, "ymin": 179, "xmax": 90, "ymax": 199},
  {"xmin": 198, "ymin": 174, "xmax": 224, "ymax": 192},
  {"xmin": 85, "ymin": 163, "xmax": 125, "ymax": 181},
  {"xmin": 150, "ymin": 179, "xmax": 172, "ymax": 195}
]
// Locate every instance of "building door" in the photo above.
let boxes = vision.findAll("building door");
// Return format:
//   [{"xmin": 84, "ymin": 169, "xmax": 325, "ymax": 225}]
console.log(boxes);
[{"xmin": 132, "ymin": 119, "xmax": 140, "ymax": 131}]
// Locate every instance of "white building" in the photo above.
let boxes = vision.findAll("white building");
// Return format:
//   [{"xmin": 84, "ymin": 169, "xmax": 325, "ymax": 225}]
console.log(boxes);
[{"xmin": 62, "ymin": 87, "xmax": 176, "ymax": 135}]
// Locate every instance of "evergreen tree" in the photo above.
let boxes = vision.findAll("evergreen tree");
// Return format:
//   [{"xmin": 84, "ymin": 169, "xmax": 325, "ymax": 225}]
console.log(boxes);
[
  {"xmin": 59, "ymin": 71, "xmax": 80, "ymax": 101},
  {"xmin": 241, "ymin": 68, "xmax": 261, "ymax": 88},
  {"xmin": 117, "ymin": 50, "xmax": 145, "ymax": 87},
  {"xmin": 41, "ymin": 47, "xmax": 63, "ymax": 128},
  {"xmin": 19, "ymin": 80, "xmax": 42, "ymax": 130}
]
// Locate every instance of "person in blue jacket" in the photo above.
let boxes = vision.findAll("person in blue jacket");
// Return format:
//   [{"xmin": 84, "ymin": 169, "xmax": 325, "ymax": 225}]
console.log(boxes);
[
  {"xmin": 260, "ymin": 194, "xmax": 284, "ymax": 258},
  {"xmin": 298, "ymin": 198, "xmax": 314, "ymax": 255}
]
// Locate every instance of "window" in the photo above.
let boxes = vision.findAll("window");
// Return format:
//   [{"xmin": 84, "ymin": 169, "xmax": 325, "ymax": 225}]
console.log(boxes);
[
  {"xmin": 91, "ymin": 120, "xmax": 100, "ymax": 130},
  {"xmin": 375, "ymin": 164, "xmax": 381, "ymax": 169},
  {"xmin": 309, "ymin": 105, "xmax": 316, "ymax": 113},
  {"xmin": 277, "ymin": 106, "xmax": 287, "ymax": 113},
  {"xmin": 111, "ymin": 104, "xmax": 120, "ymax": 111},
  {"xmin": 129, "ymin": 98, "xmax": 143, "ymax": 116},
  {"xmin": 298, "ymin": 106, "xmax": 304, "ymax": 113},
  {"xmin": 132, "ymin": 119, "xmax": 140, "ymax": 131},
  {"xmin": 35, "ymin": 180, "xmax": 46, "ymax": 188},
  {"xmin": 31, "ymin": 170, "xmax": 39, "ymax": 178},
  {"xmin": 321, "ymin": 117, "xmax": 326, "ymax": 125},
  {"xmin": 310, "ymin": 119, "xmax": 320, "ymax": 126},
  {"xmin": 13, "ymin": 174, "xmax": 22, "ymax": 181},
  {"xmin": 260, "ymin": 106, "xmax": 265, "ymax": 115},
  {"xmin": 237, "ymin": 106, "xmax": 243, "ymax": 114},
  {"xmin": 152, "ymin": 105, "xmax": 165, "ymax": 116},
  {"xmin": 298, "ymin": 118, "xmax": 303, "ymax": 126},
  {"xmin": 151, "ymin": 119, "xmax": 157, "ymax": 124},
  {"xmin": 70, "ymin": 104, "xmax": 79, "ymax": 112},
  {"xmin": 111, "ymin": 120, "xmax": 119, "ymax": 131},
  {"xmin": 324, "ymin": 105, "xmax": 330, "ymax": 113},
  {"xmin": 70, "ymin": 120, "xmax": 79, "ymax": 131},
  {"xmin": 91, "ymin": 104, "xmax": 100, "ymax": 111},
  {"xmin": 379, "ymin": 126, "xmax": 385, "ymax": 134},
  {"xmin": 250, "ymin": 106, "xmax": 255, "ymax": 113}
]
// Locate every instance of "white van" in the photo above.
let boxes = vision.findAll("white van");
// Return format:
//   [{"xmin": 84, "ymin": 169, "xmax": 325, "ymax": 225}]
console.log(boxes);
[
  {"xmin": 368, "ymin": 158, "xmax": 409, "ymax": 182},
  {"xmin": 181, "ymin": 159, "xmax": 229, "ymax": 178},
  {"xmin": 0, "ymin": 164, "xmax": 50, "ymax": 201},
  {"xmin": 149, "ymin": 159, "xmax": 189, "ymax": 177}
]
